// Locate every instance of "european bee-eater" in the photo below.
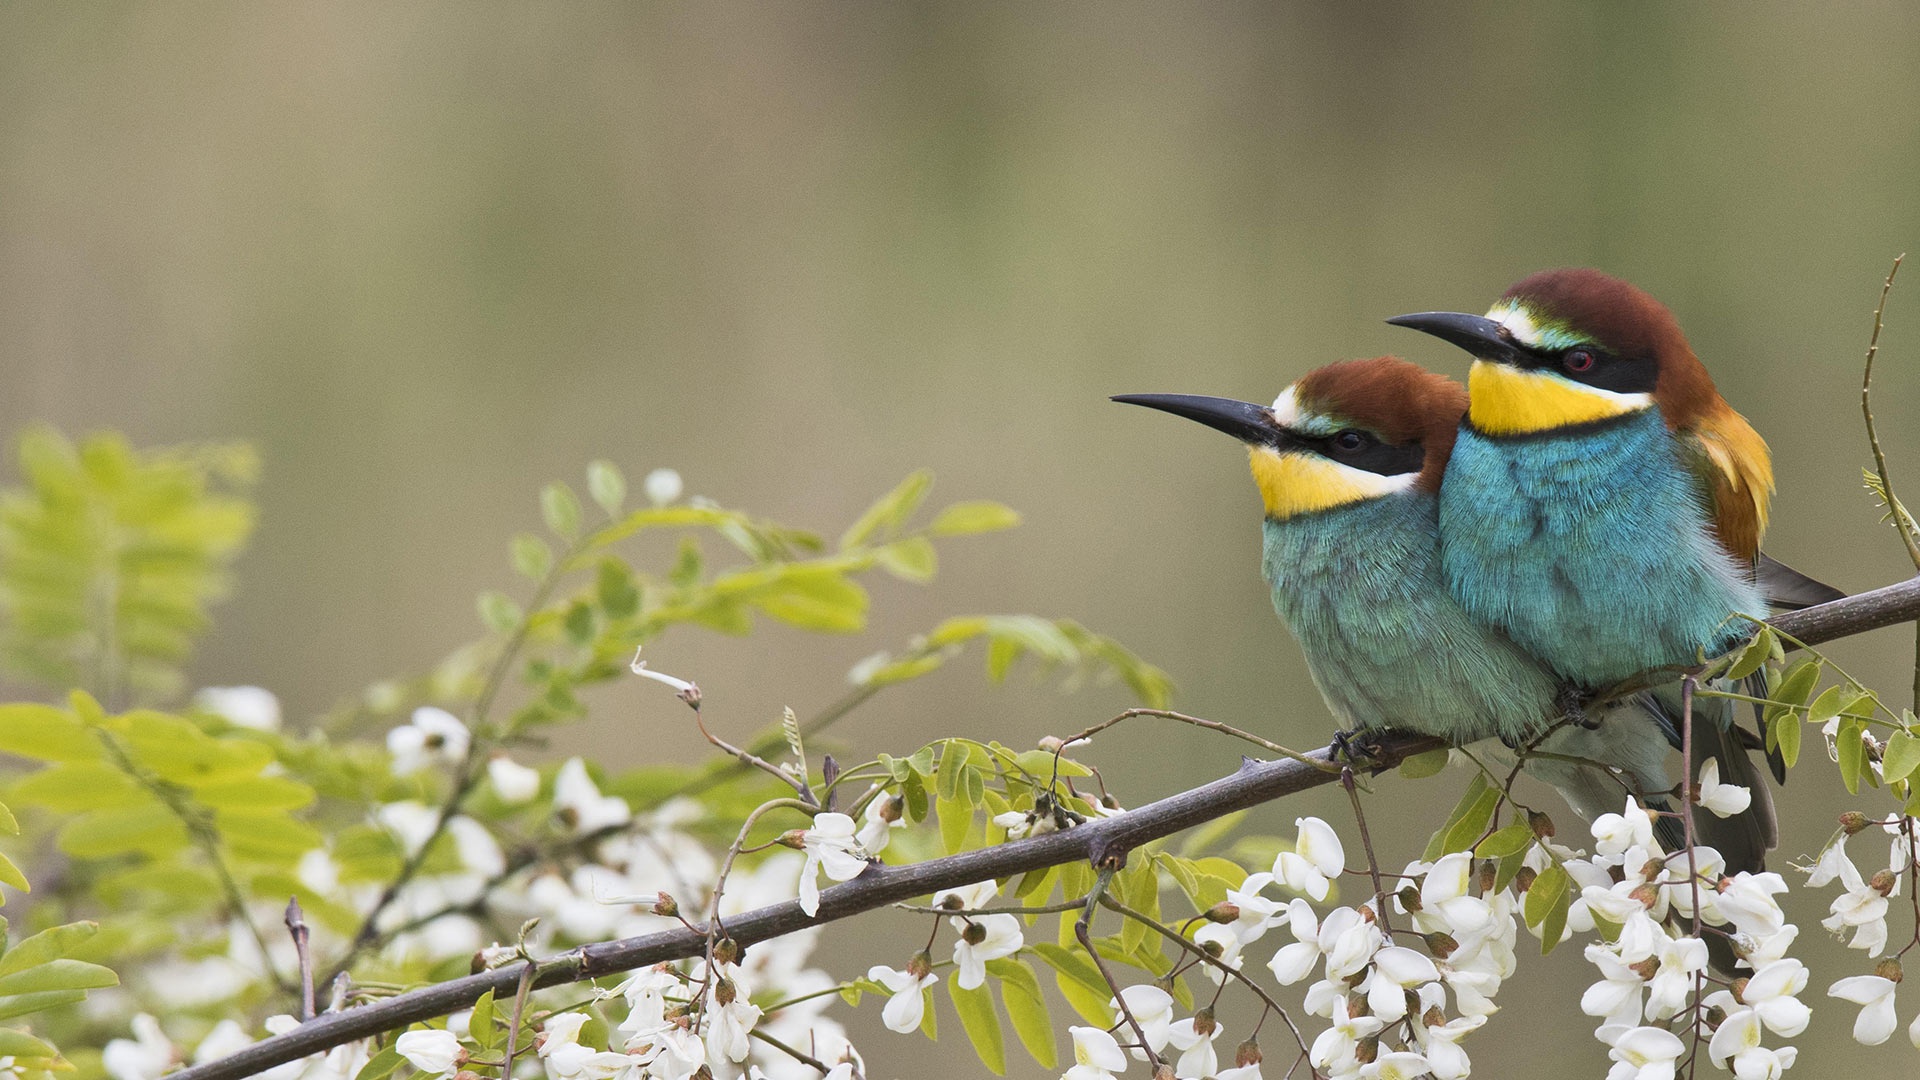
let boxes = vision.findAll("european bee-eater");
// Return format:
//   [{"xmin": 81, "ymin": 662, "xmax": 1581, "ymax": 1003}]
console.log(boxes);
[
  {"xmin": 1388, "ymin": 268, "xmax": 1840, "ymax": 881},
  {"xmin": 1113, "ymin": 359, "xmax": 1675, "ymax": 812}
]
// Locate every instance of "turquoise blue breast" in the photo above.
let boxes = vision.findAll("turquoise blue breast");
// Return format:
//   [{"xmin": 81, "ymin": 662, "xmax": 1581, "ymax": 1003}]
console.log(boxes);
[
  {"xmin": 1438, "ymin": 408, "xmax": 1765, "ymax": 688},
  {"xmin": 1262, "ymin": 493, "xmax": 1561, "ymax": 744}
]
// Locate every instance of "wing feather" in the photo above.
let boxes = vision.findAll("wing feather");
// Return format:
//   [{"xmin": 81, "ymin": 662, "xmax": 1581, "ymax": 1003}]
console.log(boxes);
[{"xmin": 1680, "ymin": 405, "xmax": 1772, "ymax": 566}]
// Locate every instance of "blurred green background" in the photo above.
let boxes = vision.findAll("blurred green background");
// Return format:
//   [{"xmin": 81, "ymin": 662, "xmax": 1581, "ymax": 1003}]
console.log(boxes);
[{"xmin": 3, "ymin": 2, "xmax": 1918, "ymax": 1075}]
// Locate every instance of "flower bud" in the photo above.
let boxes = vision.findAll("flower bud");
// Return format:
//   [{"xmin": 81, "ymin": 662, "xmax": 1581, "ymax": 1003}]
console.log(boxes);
[
  {"xmin": 1728, "ymin": 977, "xmax": 1749, "ymax": 1003},
  {"xmin": 1876, "ymin": 958, "xmax": 1904, "ymax": 983},
  {"xmin": 1629, "ymin": 958, "xmax": 1659, "ymax": 981},
  {"xmin": 1477, "ymin": 860, "xmax": 1497, "ymax": 895},
  {"xmin": 1354, "ymin": 1035, "xmax": 1379, "ymax": 1065},
  {"xmin": 1422, "ymin": 1006, "xmax": 1446, "ymax": 1029},
  {"xmin": 713, "ymin": 938, "xmax": 739, "ymax": 966},
  {"xmin": 1037, "ymin": 735, "xmax": 1066, "ymax": 753},
  {"xmin": 907, "ymin": 951, "xmax": 933, "ymax": 979},
  {"xmin": 962, "ymin": 922, "xmax": 987, "ymax": 946},
  {"xmin": 1872, "ymin": 870, "xmax": 1898, "ymax": 896},
  {"xmin": 879, "ymin": 795, "xmax": 904, "ymax": 823},
  {"xmin": 1205, "ymin": 902, "xmax": 1240, "ymax": 924},
  {"xmin": 1629, "ymin": 884, "xmax": 1660, "ymax": 909},
  {"xmin": 1513, "ymin": 866, "xmax": 1537, "ymax": 893},
  {"xmin": 653, "ymin": 892, "xmax": 678, "ymax": 918},
  {"xmin": 1152, "ymin": 1066, "xmax": 1176, "ymax": 1080},
  {"xmin": 1840, "ymin": 811, "xmax": 1872, "ymax": 834},
  {"xmin": 1101, "ymin": 794, "xmax": 1123, "ymax": 812},
  {"xmin": 777, "ymin": 830, "xmax": 808, "ymax": 851},
  {"xmin": 1396, "ymin": 885, "xmax": 1422, "ymax": 912},
  {"xmin": 1702, "ymin": 1005, "xmax": 1726, "ymax": 1027},
  {"xmin": 1528, "ymin": 810, "xmax": 1556, "ymax": 838},
  {"xmin": 1423, "ymin": 932, "xmax": 1458, "ymax": 959},
  {"xmin": 691, "ymin": 1067, "xmax": 713, "ymax": 1080},
  {"xmin": 1235, "ymin": 1039, "xmax": 1263, "ymax": 1067},
  {"xmin": 1200, "ymin": 937, "xmax": 1224, "ymax": 959},
  {"xmin": 715, "ymin": 977, "xmax": 737, "ymax": 1006},
  {"xmin": 1190, "ymin": 1008, "xmax": 1217, "ymax": 1037}
]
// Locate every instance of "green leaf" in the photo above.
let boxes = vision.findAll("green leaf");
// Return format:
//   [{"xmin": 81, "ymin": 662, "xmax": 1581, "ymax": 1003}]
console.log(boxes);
[
  {"xmin": 947, "ymin": 972, "xmax": 1006, "ymax": 1076},
  {"xmin": 478, "ymin": 591, "xmax": 523, "ymax": 634},
  {"xmin": 928, "ymin": 501, "xmax": 1022, "ymax": 537},
  {"xmin": 1771, "ymin": 658, "xmax": 1822, "ymax": 712},
  {"xmin": 0, "ymin": 990, "xmax": 83, "ymax": 1023},
  {"xmin": 0, "ymin": 705, "xmax": 98, "ymax": 763},
  {"xmin": 1884, "ymin": 731, "xmax": 1920, "ymax": 785},
  {"xmin": 745, "ymin": 569, "xmax": 869, "ymax": 633},
  {"xmin": 939, "ymin": 794, "xmax": 973, "ymax": 855},
  {"xmin": 987, "ymin": 958, "xmax": 1056, "ymax": 1069},
  {"xmin": 1398, "ymin": 749, "xmax": 1449, "ymax": 780},
  {"xmin": 0, "ymin": 853, "xmax": 29, "ymax": 893},
  {"xmin": 1425, "ymin": 773, "xmax": 1499, "ymax": 859},
  {"xmin": 470, "ymin": 990, "xmax": 498, "ymax": 1051},
  {"xmin": 0, "ymin": 802, "xmax": 16, "ymax": 836},
  {"xmin": 9, "ymin": 762, "xmax": 148, "ymax": 811},
  {"xmin": 1838, "ymin": 717, "xmax": 1868, "ymax": 795},
  {"xmin": 510, "ymin": 534, "xmax": 553, "ymax": 581},
  {"xmin": 0, "ymin": 958, "xmax": 117, "ymax": 996},
  {"xmin": 587, "ymin": 460, "xmax": 627, "ymax": 516},
  {"xmin": 1522, "ymin": 864, "xmax": 1572, "ymax": 954},
  {"xmin": 58, "ymin": 808, "xmax": 190, "ymax": 859},
  {"xmin": 190, "ymin": 775, "xmax": 317, "ymax": 812},
  {"xmin": 1725, "ymin": 626, "xmax": 1776, "ymax": 680},
  {"xmin": 840, "ymin": 471, "xmax": 933, "ymax": 550},
  {"xmin": 1805, "ymin": 685, "xmax": 1845, "ymax": 729},
  {"xmin": 1028, "ymin": 944, "xmax": 1112, "ymax": 1027},
  {"xmin": 595, "ymin": 558, "xmax": 641, "ymax": 618},
  {"xmin": 1769, "ymin": 705, "xmax": 1803, "ymax": 771},
  {"xmin": 1474, "ymin": 822, "xmax": 1535, "ymax": 860},
  {"xmin": 0, "ymin": 1029, "xmax": 55, "ymax": 1059},
  {"xmin": 877, "ymin": 538, "xmax": 938, "ymax": 583},
  {"xmin": 541, "ymin": 481, "xmax": 583, "ymax": 540},
  {"xmin": 352, "ymin": 1046, "xmax": 406, "ymax": 1080}
]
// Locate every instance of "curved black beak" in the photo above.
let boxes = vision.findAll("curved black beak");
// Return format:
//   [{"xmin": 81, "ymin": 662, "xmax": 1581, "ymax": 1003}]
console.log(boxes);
[
  {"xmin": 1386, "ymin": 311, "xmax": 1526, "ymax": 366},
  {"xmin": 1111, "ymin": 393, "xmax": 1283, "ymax": 447}
]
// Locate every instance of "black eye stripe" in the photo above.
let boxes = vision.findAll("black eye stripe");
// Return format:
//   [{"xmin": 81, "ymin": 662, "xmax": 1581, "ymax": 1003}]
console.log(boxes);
[
  {"xmin": 1290, "ymin": 429, "xmax": 1425, "ymax": 477},
  {"xmin": 1511, "ymin": 342, "xmax": 1658, "ymax": 395}
]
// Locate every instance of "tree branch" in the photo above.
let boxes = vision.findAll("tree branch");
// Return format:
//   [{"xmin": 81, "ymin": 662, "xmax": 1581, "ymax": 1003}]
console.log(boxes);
[{"xmin": 171, "ymin": 577, "xmax": 1920, "ymax": 1080}]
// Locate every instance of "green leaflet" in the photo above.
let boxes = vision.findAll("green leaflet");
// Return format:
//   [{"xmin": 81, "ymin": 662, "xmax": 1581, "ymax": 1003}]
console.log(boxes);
[{"xmin": 948, "ymin": 971, "xmax": 1007, "ymax": 1076}]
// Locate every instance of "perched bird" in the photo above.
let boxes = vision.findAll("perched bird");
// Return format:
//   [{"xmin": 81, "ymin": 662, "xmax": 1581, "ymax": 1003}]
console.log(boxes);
[
  {"xmin": 1113, "ymin": 359, "xmax": 1672, "ymax": 795},
  {"xmin": 1387, "ymin": 268, "xmax": 1841, "ymax": 881}
]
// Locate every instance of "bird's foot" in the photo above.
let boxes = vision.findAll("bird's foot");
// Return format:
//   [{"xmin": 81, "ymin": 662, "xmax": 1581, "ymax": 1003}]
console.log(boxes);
[
  {"xmin": 1329, "ymin": 728, "xmax": 1385, "ymax": 769},
  {"xmin": 1556, "ymin": 684, "xmax": 1603, "ymax": 730}
]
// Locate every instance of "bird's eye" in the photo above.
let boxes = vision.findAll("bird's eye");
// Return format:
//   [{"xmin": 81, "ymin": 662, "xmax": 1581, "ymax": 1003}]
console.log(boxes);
[
  {"xmin": 1331, "ymin": 430, "xmax": 1367, "ymax": 452},
  {"xmin": 1564, "ymin": 349, "xmax": 1597, "ymax": 373}
]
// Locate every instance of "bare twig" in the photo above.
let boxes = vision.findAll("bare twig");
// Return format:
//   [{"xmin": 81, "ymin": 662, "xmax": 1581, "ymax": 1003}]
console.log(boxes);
[
  {"xmin": 286, "ymin": 898, "xmax": 316, "ymax": 1021},
  {"xmin": 170, "ymin": 581, "xmax": 1920, "ymax": 1080},
  {"xmin": 1341, "ymin": 767, "xmax": 1391, "ymax": 935},
  {"xmin": 1063, "ymin": 708, "xmax": 1338, "ymax": 772},
  {"xmin": 1074, "ymin": 867, "xmax": 1160, "ymax": 1068},
  {"xmin": 1862, "ymin": 253, "xmax": 1916, "ymax": 568},
  {"xmin": 500, "ymin": 962, "xmax": 535, "ymax": 1080}
]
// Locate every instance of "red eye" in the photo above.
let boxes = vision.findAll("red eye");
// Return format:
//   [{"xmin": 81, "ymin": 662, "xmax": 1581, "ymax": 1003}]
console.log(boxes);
[{"xmin": 1564, "ymin": 349, "xmax": 1596, "ymax": 373}]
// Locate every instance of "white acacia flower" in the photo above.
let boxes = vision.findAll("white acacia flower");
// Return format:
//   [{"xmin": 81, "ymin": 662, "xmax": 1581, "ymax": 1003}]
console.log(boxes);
[
  {"xmin": 1829, "ymin": 974, "xmax": 1899, "ymax": 1045},
  {"xmin": 395, "ymin": 1030, "xmax": 463, "ymax": 1077},
  {"xmin": 1364, "ymin": 1052, "xmax": 1432, "ymax": 1080},
  {"xmin": 1581, "ymin": 944, "xmax": 1647, "ymax": 1027},
  {"xmin": 1740, "ymin": 958, "xmax": 1812, "ymax": 1036},
  {"xmin": 705, "ymin": 979, "xmax": 762, "ymax": 1064},
  {"xmin": 1821, "ymin": 853, "xmax": 1890, "ymax": 955},
  {"xmin": 1215, "ymin": 1066, "xmax": 1264, "ymax": 1080},
  {"xmin": 103, "ymin": 1015, "xmax": 176, "ymax": 1080},
  {"xmin": 1418, "ymin": 852, "xmax": 1490, "ymax": 933},
  {"xmin": 1694, "ymin": 758, "xmax": 1752, "ymax": 817},
  {"xmin": 1592, "ymin": 797, "xmax": 1657, "ymax": 856},
  {"xmin": 630, "ymin": 647, "xmax": 697, "ymax": 695},
  {"xmin": 1363, "ymin": 947, "xmax": 1439, "ymax": 1022},
  {"xmin": 388, "ymin": 707, "xmax": 471, "ymax": 774},
  {"xmin": 798, "ymin": 812, "xmax": 870, "ymax": 917},
  {"xmin": 1268, "ymin": 901, "xmax": 1378, "ymax": 985},
  {"xmin": 1063, "ymin": 1026, "xmax": 1126, "ymax": 1080},
  {"xmin": 1643, "ymin": 935, "xmax": 1708, "ymax": 1021},
  {"xmin": 194, "ymin": 686, "xmax": 283, "ymax": 731},
  {"xmin": 1108, "ymin": 985, "xmax": 1174, "ymax": 1059},
  {"xmin": 192, "ymin": 1021, "xmax": 252, "ymax": 1065},
  {"xmin": 644, "ymin": 468, "xmax": 684, "ymax": 506},
  {"xmin": 1192, "ymin": 922, "xmax": 1244, "ymax": 983},
  {"xmin": 1165, "ymin": 1013, "xmax": 1222, "ymax": 1079},
  {"xmin": 1274, "ymin": 817, "xmax": 1345, "ymax": 901},
  {"xmin": 553, "ymin": 758, "xmax": 632, "ymax": 834},
  {"xmin": 1714, "ymin": 872, "xmax": 1790, "ymax": 939},
  {"xmin": 374, "ymin": 801, "xmax": 440, "ymax": 857},
  {"xmin": 867, "ymin": 963, "xmax": 936, "ymax": 1033},
  {"xmin": 488, "ymin": 754, "xmax": 541, "ymax": 804},
  {"xmin": 931, "ymin": 880, "xmax": 998, "ymax": 911},
  {"xmin": 952, "ymin": 913, "xmax": 1022, "ymax": 989},
  {"xmin": 1309, "ymin": 995, "xmax": 1382, "ymax": 1074},
  {"xmin": 1416, "ymin": 1013, "xmax": 1485, "ymax": 1080},
  {"xmin": 1221, "ymin": 871, "xmax": 1285, "ymax": 944},
  {"xmin": 857, "ymin": 792, "xmax": 905, "ymax": 854},
  {"xmin": 1805, "ymin": 835, "xmax": 1852, "ymax": 887},
  {"xmin": 1599, "ymin": 1023, "xmax": 1683, "ymax": 1080}
]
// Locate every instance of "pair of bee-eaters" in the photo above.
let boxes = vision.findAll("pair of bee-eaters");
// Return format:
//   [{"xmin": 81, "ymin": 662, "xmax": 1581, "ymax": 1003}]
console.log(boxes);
[{"xmin": 1118, "ymin": 268, "xmax": 1840, "ymax": 902}]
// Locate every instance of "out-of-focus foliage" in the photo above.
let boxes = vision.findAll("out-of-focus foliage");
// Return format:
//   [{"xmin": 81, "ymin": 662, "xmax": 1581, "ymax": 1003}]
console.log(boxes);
[{"xmin": 0, "ymin": 428, "xmax": 255, "ymax": 703}]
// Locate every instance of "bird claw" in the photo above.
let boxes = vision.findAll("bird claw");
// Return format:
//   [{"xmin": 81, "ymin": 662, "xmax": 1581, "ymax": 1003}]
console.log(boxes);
[
  {"xmin": 1555, "ymin": 685, "xmax": 1603, "ymax": 730},
  {"xmin": 1329, "ymin": 728, "xmax": 1385, "ymax": 769}
]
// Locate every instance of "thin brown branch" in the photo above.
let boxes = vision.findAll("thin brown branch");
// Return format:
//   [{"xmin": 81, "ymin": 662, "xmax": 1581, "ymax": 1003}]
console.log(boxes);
[
  {"xmin": 1862, "ymin": 253, "xmax": 1917, "ymax": 568},
  {"xmin": 172, "ymin": 580, "xmax": 1920, "ymax": 1080}
]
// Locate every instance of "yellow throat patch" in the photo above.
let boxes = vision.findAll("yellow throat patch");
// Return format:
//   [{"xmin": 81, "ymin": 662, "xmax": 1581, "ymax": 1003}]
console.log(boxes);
[
  {"xmin": 1467, "ymin": 360, "xmax": 1651, "ymax": 436},
  {"xmin": 1247, "ymin": 446, "xmax": 1411, "ymax": 519}
]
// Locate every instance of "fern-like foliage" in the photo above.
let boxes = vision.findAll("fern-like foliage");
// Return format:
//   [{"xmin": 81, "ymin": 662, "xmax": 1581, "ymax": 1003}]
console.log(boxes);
[{"xmin": 0, "ymin": 427, "xmax": 256, "ymax": 703}]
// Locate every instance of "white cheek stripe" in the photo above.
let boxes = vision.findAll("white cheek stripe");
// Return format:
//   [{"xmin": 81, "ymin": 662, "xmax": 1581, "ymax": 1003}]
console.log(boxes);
[
  {"xmin": 1487, "ymin": 302, "xmax": 1544, "ymax": 348},
  {"xmin": 1269, "ymin": 386, "xmax": 1300, "ymax": 428}
]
